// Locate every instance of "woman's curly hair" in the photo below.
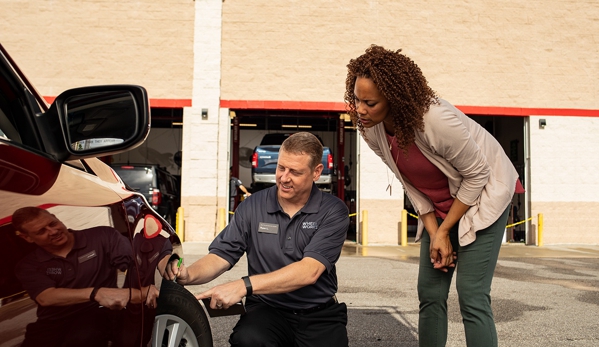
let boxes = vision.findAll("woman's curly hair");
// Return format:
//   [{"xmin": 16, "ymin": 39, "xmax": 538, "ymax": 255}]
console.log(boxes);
[{"xmin": 344, "ymin": 45, "xmax": 438, "ymax": 150}]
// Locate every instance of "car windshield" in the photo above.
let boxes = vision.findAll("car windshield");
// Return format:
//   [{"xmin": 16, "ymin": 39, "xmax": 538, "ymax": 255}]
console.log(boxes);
[{"xmin": 113, "ymin": 166, "xmax": 155, "ymax": 193}]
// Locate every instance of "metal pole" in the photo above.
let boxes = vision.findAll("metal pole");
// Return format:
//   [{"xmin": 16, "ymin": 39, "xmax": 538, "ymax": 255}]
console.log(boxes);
[
  {"xmin": 337, "ymin": 114, "xmax": 345, "ymax": 201},
  {"xmin": 537, "ymin": 213, "xmax": 544, "ymax": 247},
  {"xmin": 176, "ymin": 207, "xmax": 185, "ymax": 242},
  {"xmin": 401, "ymin": 209, "xmax": 408, "ymax": 246},
  {"xmin": 361, "ymin": 210, "xmax": 368, "ymax": 246}
]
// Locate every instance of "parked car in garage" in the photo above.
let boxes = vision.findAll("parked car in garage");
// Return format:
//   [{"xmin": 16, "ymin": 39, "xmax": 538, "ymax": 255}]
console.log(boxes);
[
  {"xmin": 0, "ymin": 43, "xmax": 212, "ymax": 347},
  {"xmin": 251, "ymin": 133, "xmax": 334, "ymax": 192},
  {"xmin": 110, "ymin": 164, "xmax": 181, "ymax": 226}
]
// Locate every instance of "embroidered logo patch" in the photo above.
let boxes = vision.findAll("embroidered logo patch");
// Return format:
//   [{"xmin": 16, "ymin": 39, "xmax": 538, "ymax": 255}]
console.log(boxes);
[
  {"xmin": 302, "ymin": 222, "xmax": 318, "ymax": 230},
  {"xmin": 46, "ymin": 267, "xmax": 62, "ymax": 275}
]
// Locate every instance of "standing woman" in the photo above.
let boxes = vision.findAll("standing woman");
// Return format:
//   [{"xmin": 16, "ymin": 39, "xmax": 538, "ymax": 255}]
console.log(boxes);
[{"xmin": 344, "ymin": 45, "xmax": 524, "ymax": 347}]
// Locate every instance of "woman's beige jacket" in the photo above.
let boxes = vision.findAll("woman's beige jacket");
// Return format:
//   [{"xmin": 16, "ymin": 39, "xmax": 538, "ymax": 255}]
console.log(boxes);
[{"xmin": 363, "ymin": 99, "xmax": 520, "ymax": 246}]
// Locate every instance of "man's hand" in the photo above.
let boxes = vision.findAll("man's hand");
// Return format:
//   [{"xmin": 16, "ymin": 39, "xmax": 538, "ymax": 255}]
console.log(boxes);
[
  {"xmin": 95, "ymin": 288, "xmax": 129, "ymax": 310},
  {"xmin": 145, "ymin": 285, "xmax": 160, "ymax": 309},
  {"xmin": 196, "ymin": 279, "xmax": 246, "ymax": 310},
  {"xmin": 162, "ymin": 254, "xmax": 231, "ymax": 287},
  {"xmin": 163, "ymin": 259, "xmax": 188, "ymax": 284}
]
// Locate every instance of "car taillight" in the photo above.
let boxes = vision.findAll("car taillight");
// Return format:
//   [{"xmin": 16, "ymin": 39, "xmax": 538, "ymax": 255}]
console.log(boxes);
[
  {"xmin": 327, "ymin": 154, "xmax": 333, "ymax": 169},
  {"xmin": 251, "ymin": 152, "xmax": 258, "ymax": 168},
  {"xmin": 152, "ymin": 189, "xmax": 162, "ymax": 205}
]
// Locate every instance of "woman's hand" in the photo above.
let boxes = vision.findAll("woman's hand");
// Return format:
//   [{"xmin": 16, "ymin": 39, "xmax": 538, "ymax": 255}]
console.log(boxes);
[{"xmin": 430, "ymin": 230, "xmax": 456, "ymax": 272}]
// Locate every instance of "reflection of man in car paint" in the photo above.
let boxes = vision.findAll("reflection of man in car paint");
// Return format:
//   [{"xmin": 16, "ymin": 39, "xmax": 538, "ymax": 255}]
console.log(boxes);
[
  {"xmin": 118, "ymin": 214, "xmax": 172, "ymax": 347},
  {"xmin": 12, "ymin": 207, "xmax": 156, "ymax": 347}
]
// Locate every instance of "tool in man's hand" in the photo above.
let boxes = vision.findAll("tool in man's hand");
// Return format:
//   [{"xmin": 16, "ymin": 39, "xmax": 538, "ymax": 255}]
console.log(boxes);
[{"xmin": 172, "ymin": 257, "xmax": 183, "ymax": 282}]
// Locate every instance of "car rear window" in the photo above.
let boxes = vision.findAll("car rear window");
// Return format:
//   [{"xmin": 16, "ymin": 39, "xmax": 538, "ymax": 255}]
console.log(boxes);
[
  {"xmin": 259, "ymin": 133, "xmax": 324, "ymax": 146},
  {"xmin": 259, "ymin": 133, "xmax": 291, "ymax": 145}
]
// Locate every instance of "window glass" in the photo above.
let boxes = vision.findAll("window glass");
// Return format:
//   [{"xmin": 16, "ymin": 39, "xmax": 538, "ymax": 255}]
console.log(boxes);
[
  {"xmin": 0, "ymin": 90, "xmax": 23, "ymax": 143},
  {"xmin": 0, "ymin": 64, "xmax": 41, "ymax": 149}
]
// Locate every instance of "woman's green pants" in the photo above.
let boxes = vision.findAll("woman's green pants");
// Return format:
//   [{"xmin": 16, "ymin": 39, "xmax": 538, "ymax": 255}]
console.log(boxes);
[{"xmin": 417, "ymin": 207, "xmax": 509, "ymax": 347}]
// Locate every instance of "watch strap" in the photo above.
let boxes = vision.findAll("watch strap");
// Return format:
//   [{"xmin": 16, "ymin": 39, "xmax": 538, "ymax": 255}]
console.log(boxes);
[
  {"xmin": 90, "ymin": 286, "xmax": 100, "ymax": 302},
  {"xmin": 242, "ymin": 276, "xmax": 253, "ymax": 297}
]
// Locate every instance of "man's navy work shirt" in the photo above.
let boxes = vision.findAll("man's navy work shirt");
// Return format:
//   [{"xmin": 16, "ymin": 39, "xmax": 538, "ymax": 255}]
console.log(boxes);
[
  {"xmin": 16, "ymin": 227, "xmax": 132, "ymax": 320},
  {"xmin": 209, "ymin": 183, "xmax": 349, "ymax": 310}
]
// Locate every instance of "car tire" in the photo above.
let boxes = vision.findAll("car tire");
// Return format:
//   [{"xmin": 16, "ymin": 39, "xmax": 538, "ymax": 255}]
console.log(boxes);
[{"xmin": 153, "ymin": 279, "xmax": 213, "ymax": 347}]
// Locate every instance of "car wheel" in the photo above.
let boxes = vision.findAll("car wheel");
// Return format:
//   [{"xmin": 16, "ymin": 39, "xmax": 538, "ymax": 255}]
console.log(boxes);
[{"xmin": 153, "ymin": 279, "xmax": 213, "ymax": 347}]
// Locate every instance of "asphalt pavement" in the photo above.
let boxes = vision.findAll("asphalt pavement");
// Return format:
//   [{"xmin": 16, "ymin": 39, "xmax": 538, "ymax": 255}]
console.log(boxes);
[{"xmin": 178, "ymin": 241, "xmax": 599, "ymax": 347}]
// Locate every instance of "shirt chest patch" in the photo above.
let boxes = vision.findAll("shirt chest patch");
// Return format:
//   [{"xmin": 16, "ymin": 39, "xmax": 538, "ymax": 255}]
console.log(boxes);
[
  {"xmin": 301, "ymin": 221, "xmax": 319, "ymax": 230},
  {"xmin": 46, "ymin": 267, "xmax": 62, "ymax": 275},
  {"xmin": 258, "ymin": 222, "xmax": 279, "ymax": 234}
]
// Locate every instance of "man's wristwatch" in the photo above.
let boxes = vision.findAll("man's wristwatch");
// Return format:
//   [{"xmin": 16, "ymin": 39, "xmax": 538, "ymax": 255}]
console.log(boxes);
[
  {"xmin": 90, "ymin": 286, "xmax": 100, "ymax": 302},
  {"xmin": 242, "ymin": 276, "xmax": 253, "ymax": 297}
]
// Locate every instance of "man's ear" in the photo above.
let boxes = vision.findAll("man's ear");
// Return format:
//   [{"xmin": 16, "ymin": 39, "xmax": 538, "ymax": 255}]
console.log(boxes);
[
  {"xmin": 313, "ymin": 163, "xmax": 324, "ymax": 181},
  {"xmin": 16, "ymin": 230, "xmax": 34, "ymax": 243}
]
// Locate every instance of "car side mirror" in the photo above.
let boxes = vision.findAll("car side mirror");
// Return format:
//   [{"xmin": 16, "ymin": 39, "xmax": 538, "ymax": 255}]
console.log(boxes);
[{"xmin": 45, "ymin": 85, "xmax": 151, "ymax": 161}]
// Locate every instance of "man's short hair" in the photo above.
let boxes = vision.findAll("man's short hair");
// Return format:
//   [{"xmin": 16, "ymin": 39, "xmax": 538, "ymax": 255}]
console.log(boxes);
[
  {"xmin": 280, "ymin": 132, "xmax": 323, "ymax": 170},
  {"xmin": 12, "ymin": 207, "xmax": 49, "ymax": 233}
]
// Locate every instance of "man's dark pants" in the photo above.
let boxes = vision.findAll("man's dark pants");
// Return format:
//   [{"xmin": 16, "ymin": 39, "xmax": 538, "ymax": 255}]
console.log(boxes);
[{"xmin": 229, "ymin": 297, "xmax": 348, "ymax": 347}]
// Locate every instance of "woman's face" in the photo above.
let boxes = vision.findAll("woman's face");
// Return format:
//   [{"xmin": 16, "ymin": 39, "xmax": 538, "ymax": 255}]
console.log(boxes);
[{"xmin": 353, "ymin": 76, "xmax": 390, "ymax": 128}]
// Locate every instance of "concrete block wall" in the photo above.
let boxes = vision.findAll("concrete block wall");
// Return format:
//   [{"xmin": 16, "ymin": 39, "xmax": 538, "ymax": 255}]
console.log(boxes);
[
  {"xmin": 0, "ymin": 0, "xmax": 194, "ymax": 100},
  {"xmin": 220, "ymin": 0, "xmax": 599, "ymax": 110},
  {"xmin": 358, "ymin": 137, "xmax": 404, "ymax": 244},
  {"xmin": 529, "ymin": 116, "xmax": 599, "ymax": 244}
]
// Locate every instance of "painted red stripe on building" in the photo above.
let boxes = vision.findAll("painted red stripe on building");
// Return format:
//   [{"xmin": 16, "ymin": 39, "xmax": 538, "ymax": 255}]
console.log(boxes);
[
  {"xmin": 150, "ymin": 99, "xmax": 192, "ymax": 108},
  {"xmin": 457, "ymin": 105, "xmax": 599, "ymax": 117},
  {"xmin": 221, "ymin": 100, "xmax": 347, "ymax": 112},
  {"xmin": 221, "ymin": 99, "xmax": 599, "ymax": 117},
  {"xmin": 42, "ymin": 96, "xmax": 599, "ymax": 117}
]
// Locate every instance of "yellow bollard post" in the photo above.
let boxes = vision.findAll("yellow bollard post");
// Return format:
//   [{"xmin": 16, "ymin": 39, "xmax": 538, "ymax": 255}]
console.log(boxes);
[
  {"xmin": 361, "ymin": 210, "xmax": 368, "ymax": 246},
  {"xmin": 401, "ymin": 209, "xmax": 408, "ymax": 246},
  {"xmin": 537, "ymin": 213, "xmax": 544, "ymax": 247},
  {"xmin": 218, "ymin": 208, "xmax": 226, "ymax": 233},
  {"xmin": 176, "ymin": 207, "xmax": 185, "ymax": 242}
]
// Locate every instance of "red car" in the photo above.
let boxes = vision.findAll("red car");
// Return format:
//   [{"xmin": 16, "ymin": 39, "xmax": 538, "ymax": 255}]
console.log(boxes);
[{"xmin": 0, "ymin": 44, "xmax": 211, "ymax": 347}]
